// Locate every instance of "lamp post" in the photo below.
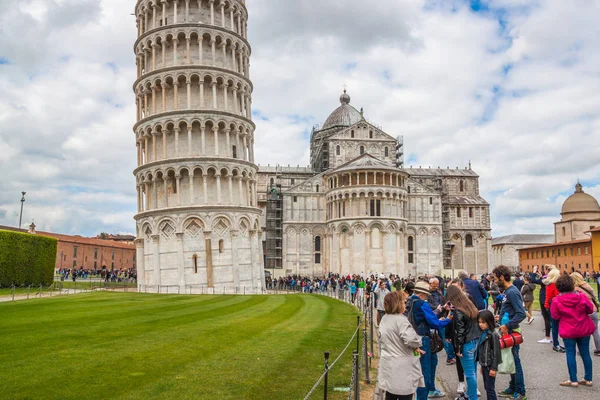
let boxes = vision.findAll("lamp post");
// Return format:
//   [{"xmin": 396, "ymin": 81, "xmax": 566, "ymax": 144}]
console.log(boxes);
[{"xmin": 18, "ymin": 192, "xmax": 26, "ymax": 229}]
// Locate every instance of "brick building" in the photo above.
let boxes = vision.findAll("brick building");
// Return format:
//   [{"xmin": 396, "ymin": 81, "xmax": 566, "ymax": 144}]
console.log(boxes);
[
  {"xmin": 517, "ymin": 183, "xmax": 600, "ymax": 274},
  {"xmin": 0, "ymin": 224, "xmax": 135, "ymax": 271}
]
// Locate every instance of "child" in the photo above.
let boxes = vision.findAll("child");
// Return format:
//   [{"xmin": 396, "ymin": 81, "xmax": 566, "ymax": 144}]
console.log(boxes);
[{"xmin": 476, "ymin": 310, "xmax": 502, "ymax": 400}]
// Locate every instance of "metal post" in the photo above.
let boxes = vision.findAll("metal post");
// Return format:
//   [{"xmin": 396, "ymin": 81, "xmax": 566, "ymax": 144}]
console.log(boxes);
[
  {"xmin": 324, "ymin": 351, "xmax": 330, "ymax": 400},
  {"xmin": 27, "ymin": 285, "xmax": 30, "ymax": 299},
  {"xmin": 18, "ymin": 191, "xmax": 26, "ymax": 228},
  {"xmin": 369, "ymin": 303, "xmax": 374, "ymax": 358},
  {"xmin": 39, "ymin": 283, "xmax": 42, "ymax": 297},
  {"xmin": 353, "ymin": 350, "xmax": 360, "ymax": 400},
  {"xmin": 356, "ymin": 316, "xmax": 360, "ymax": 353},
  {"xmin": 363, "ymin": 328, "xmax": 370, "ymax": 384},
  {"xmin": 12, "ymin": 285, "xmax": 15, "ymax": 301}
]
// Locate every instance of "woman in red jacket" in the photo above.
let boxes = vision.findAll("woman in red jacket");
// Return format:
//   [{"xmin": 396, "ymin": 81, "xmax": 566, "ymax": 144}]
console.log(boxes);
[
  {"xmin": 543, "ymin": 268, "xmax": 564, "ymax": 352},
  {"xmin": 550, "ymin": 274, "xmax": 595, "ymax": 387}
]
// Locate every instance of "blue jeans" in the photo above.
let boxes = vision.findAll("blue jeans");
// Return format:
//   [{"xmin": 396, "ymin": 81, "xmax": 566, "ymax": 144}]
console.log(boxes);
[
  {"xmin": 508, "ymin": 344, "xmax": 525, "ymax": 395},
  {"xmin": 459, "ymin": 339, "xmax": 478, "ymax": 400},
  {"xmin": 563, "ymin": 336, "xmax": 593, "ymax": 382},
  {"xmin": 481, "ymin": 366, "xmax": 497, "ymax": 400},
  {"xmin": 551, "ymin": 316, "xmax": 561, "ymax": 347},
  {"xmin": 417, "ymin": 336, "xmax": 438, "ymax": 400},
  {"xmin": 439, "ymin": 327, "xmax": 455, "ymax": 360}
]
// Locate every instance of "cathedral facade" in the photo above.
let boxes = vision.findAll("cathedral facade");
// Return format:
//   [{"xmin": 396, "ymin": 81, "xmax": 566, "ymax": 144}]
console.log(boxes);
[{"xmin": 257, "ymin": 91, "xmax": 492, "ymax": 278}]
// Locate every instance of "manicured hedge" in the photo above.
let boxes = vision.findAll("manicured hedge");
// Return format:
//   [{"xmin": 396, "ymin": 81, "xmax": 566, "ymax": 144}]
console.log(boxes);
[{"xmin": 0, "ymin": 230, "xmax": 57, "ymax": 286}]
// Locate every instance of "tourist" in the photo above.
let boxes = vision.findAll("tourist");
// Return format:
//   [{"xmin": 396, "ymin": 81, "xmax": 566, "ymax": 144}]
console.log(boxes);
[
  {"xmin": 350, "ymin": 282, "xmax": 357, "ymax": 304},
  {"xmin": 458, "ymin": 270, "xmax": 488, "ymax": 311},
  {"xmin": 570, "ymin": 272, "xmax": 600, "ymax": 356},
  {"xmin": 374, "ymin": 280, "xmax": 391, "ymax": 325},
  {"xmin": 445, "ymin": 285, "xmax": 481, "ymax": 400},
  {"xmin": 492, "ymin": 265, "xmax": 527, "ymax": 400},
  {"xmin": 543, "ymin": 268, "xmax": 565, "ymax": 352},
  {"xmin": 513, "ymin": 273, "xmax": 524, "ymax": 292},
  {"xmin": 378, "ymin": 291, "xmax": 424, "ymax": 400},
  {"xmin": 529, "ymin": 265, "xmax": 552, "ymax": 344},
  {"xmin": 520, "ymin": 276, "xmax": 535, "ymax": 324},
  {"xmin": 477, "ymin": 310, "xmax": 502, "ymax": 400},
  {"xmin": 550, "ymin": 274, "xmax": 595, "ymax": 387},
  {"xmin": 409, "ymin": 281, "xmax": 452, "ymax": 400},
  {"xmin": 428, "ymin": 278, "xmax": 455, "ymax": 366},
  {"xmin": 445, "ymin": 279, "xmax": 467, "ymax": 393}
]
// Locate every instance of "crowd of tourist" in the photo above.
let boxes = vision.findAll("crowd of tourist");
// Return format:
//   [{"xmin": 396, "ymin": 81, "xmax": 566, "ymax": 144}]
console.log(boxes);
[
  {"xmin": 56, "ymin": 267, "xmax": 137, "ymax": 283},
  {"xmin": 268, "ymin": 266, "xmax": 599, "ymax": 399}
]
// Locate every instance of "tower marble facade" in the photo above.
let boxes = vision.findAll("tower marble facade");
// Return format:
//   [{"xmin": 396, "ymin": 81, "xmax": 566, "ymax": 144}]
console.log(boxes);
[{"xmin": 132, "ymin": 0, "xmax": 264, "ymax": 291}]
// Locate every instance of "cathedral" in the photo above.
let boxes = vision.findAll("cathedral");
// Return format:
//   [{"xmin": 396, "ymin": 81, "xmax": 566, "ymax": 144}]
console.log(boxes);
[{"xmin": 257, "ymin": 91, "xmax": 492, "ymax": 278}]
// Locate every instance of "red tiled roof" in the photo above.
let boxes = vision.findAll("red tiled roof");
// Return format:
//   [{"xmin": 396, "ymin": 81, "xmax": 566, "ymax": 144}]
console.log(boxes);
[
  {"xmin": 518, "ymin": 238, "xmax": 591, "ymax": 251},
  {"xmin": 0, "ymin": 226, "xmax": 135, "ymax": 250},
  {"xmin": 586, "ymin": 227, "xmax": 600, "ymax": 233}
]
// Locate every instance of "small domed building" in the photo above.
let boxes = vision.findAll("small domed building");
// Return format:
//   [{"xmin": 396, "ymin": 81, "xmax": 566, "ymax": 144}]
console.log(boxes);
[{"xmin": 556, "ymin": 182, "xmax": 600, "ymax": 242}]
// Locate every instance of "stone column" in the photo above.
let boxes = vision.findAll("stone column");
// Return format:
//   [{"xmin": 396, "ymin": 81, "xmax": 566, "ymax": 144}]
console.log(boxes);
[
  {"xmin": 203, "ymin": 175, "xmax": 208, "ymax": 204},
  {"xmin": 228, "ymin": 174, "xmax": 233, "ymax": 204},
  {"xmin": 249, "ymin": 230, "xmax": 256, "ymax": 285},
  {"xmin": 151, "ymin": 86, "xmax": 156, "ymax": 114},
  {"xmin": 187, "ymin": 126, "xmax": 193, "ymax": 156},
  {"xmin": 173, "ymin": 38, "xmax": 178, "ymax": 64},
  {"xmin": 200, "ymin": 126, "xmax": 206, "ymax": 155},
  {"xmin": 173, "ymin": 82, "xmax": 179, "ymax": 110},
  {"xmin": 198, "ymin": 38, "xmax": 203, "ymax": 64},
  {"xmin": 186, "ymin": 37, "xmax": 191, "ymax": 64},
  {"xmin": 152, "ymin": 44, "xmax": 157, "ymax": 71},
  {"xmin": 216, "ymin": 173, "xmax": 222, "ymax": 203},
  {"xmin": 163, "ymin": 178, "xmax": 169, "ymax": 207},
  {"xmin": 220, "ymin": 3, "xmax": 226, "ymax": 28},
  {"xmin": 230, "ymin": 8, "xmax": 235, "ymax": 30},
  {"xmin": 174, "ymin": 127, "xmax": 180, "ymax": 157},
  {"xmin": 213, "ymin": 127, "xmax": 219, "ymax": 155},
  {"xmin": 152, "ymin": 234, "xmax": 161, "ymax": 287},
  {"xmin": 176, "ymin": 232, "xmax": 185, "ymax": 291},
  {"xmin": 365, "ymin": 229, "xmax": 371, "ymax": 271},
  {"xmin": 185, "ymin": 0, "xmax": 189, "ymax": 21},
  {"xmin": 237, "ymin": 176, "xmax": 243, "ymax": 206},
  {"xmin": 173, "ymin": 0, "xmax": 178, "ymax": 24},
  {"xmin": 204, "ymin": 231, "xmax": 213, "ymax": 288},
  {"xmin": 210, "ymin": 39, "xmax": 216, "ymax": 66},
  {"xmin": 135, "ymin": 238, "xmax": 145, "ymax": 288},
  {"xmin": 223, "ymin": 84, "xmax": 229, "ymax": 111},
  {"xmin": 161, "ymin": 84, "xmax": 166, "ymax": 112},
  {"xmin": 199, "ymin": 82, "xmax": 205, "ymax": 108},
  {"xmin": 152, "ymin": 132, "xmax": 157, "ymax": 161},
  {"xmin": 231, "ymin": 230, "xmax": 240, "ymax": 286},
  {"xmin": 175, "ymin": 174, "xmax": 181, "ymax": 206},
  {"xmin": 189, "ymin": 172, "xmax": 195, "ymax": 204},
  {"xmin": 186, "ymin": 79, "xmax": 191, "ymax": 109},
  {"xmin": 211, "ymin": 82, "xmax": 217, "ymax": 109},
  {"xmin": 209, "ymin": 0, "xmax": 215, "ymax": 25}
]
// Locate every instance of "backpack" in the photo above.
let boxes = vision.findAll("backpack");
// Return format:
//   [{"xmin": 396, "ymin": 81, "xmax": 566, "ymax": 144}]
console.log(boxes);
[{"xmin": 405, "ymin": 297, "xmax": 427, "ymax": 333}]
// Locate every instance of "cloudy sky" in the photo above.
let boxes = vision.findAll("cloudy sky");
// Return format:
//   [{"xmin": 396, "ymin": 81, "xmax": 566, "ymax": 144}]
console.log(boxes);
[{"xmin": 1, "ymin": 0, "xmax": 599, "ymax": 238}]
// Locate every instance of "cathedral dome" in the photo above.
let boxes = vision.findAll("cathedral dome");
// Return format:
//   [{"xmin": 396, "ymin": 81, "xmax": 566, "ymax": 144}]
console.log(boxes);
[
  {"xmin": 322, "ymin": 90, "xmax": 362, "ymax": 130},
  {"xmin": 561, "ymin": 183, "xmax": 600, "ymax": 218}
]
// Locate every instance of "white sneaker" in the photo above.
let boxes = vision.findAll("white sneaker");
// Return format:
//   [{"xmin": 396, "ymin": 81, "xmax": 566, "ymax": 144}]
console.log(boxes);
[
  {"xmin": 478, "ymin": 389, "xmax": 481, "ymax": 397},
  {"xmin": 457, "ymin": 382, "xmax": 466, "ymax": 393},
  {"xmin": 537, "ymin": 338, "xmax": 552, "ymax": 344}
]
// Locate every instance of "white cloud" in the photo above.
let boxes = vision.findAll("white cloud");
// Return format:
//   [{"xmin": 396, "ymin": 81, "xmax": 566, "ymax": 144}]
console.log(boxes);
[{"xmin": 0, "ymin": 0, "xmax": 599, "ymax": 238}]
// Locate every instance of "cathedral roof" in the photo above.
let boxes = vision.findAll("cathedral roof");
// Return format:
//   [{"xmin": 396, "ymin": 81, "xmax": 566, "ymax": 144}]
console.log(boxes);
[
  {"xmin": 321, "ymin": 90, "xmax": 363, "ymax": 130},
  {"xmin": 327, "ymin": 154, "xmax": 400, "ymax": 175},
  {"xmin": 492, "ymin": 234, "xmax": 555, "ymax": 246},
  {"xmin": 561, "ymin": 182, "xmax": 600, "ymax": 217},
  {"xmin": 403, "ymin": 167, "xmax": 479, "ymax": 177}
]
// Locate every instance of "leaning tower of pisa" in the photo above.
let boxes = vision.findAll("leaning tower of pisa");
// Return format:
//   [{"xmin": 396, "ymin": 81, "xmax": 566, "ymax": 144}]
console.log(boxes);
[{"xmin": 132, "ymin": 0, "xmax": 264, "ymax": 292}]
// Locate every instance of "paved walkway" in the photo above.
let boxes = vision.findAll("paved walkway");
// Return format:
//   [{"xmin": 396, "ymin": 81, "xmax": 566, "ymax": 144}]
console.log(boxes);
[{"xmin": 435, "ymin": 311, "xmax": 599, "ymax": 400}]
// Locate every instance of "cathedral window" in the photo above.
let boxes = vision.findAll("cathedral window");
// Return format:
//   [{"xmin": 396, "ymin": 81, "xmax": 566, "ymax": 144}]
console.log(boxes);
[
  {"xmin": 193, "ymin": 255, "xmax": 198, "ymax": 274},
  {"xmin": 336, "ymin": 145, "xmax": 340, "ymax": 156},
  {"xmin": 351, "ymin": 130, "xmax": 354, "ymax": 138},
  {"xmin": 465, "ymin": 234, "xmax": 473, "ymax": 247},
  {"xmin": 407, "ymin": 186, "xmax": 411, "ymax": 194},
  {"xmin": 469, "ymin": 207, "xmax": 473, "ymax": 218},
  {"xmin": 360, "ymin": 146, "xmax": 365, "ymax": 155},
  {"xmin": 219, "ymin": 240, "xmax": 224, "ymax": 253},
  {"xmin": 460, "ymin": 180, "xmax": 464, "ymax": 192},
  {"xmin": 270, "ymin": 178, "xmax": 274, "ymax": 185},
  {"xmin": 316, "ymin": 185, "xmax": 319, "ymax": 193},
  {"xmin": 562, "ymin": 227, "xmax": 566, "ymax": 236},
  {"xmin": 384, "ymin": 147, "xmax": 389, "ymax": 157},
  {"xmin": 457, "ymin": 207, "xmax": 461, "ymax": 218},
  {"xmin": 369, "ymin": 131, "xmax": 373, "ymax": 139},
  {"xmin": 429, "ymin": 197, "xmax": 433, "ymax": 205},
  {"xmin": 369, "ymin": 200, "xmax": 381, "ymax": 217},
  {"xmin": 291, "ymin": 178, "xmax": 295, "ymax": 185},
  {"xmin": 407, "ymin": 236, "xmax": 414, "ymax": 263},
  {"xmin": 293, "ymin": 196, "xmax": 298, "ymax": 203},
  {"xmin": 232, "ymin": 145, "xmax": 237, "ymax": 158}
]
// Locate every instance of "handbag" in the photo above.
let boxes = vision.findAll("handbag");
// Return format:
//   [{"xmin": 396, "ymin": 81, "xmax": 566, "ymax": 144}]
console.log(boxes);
[
  {"xmin": 498, "ymin": 347, "xmax": 516, "ymax": 374},
  {"xmin": 429, "ymin": 330, "xmax": 444, "ymax": 354}
]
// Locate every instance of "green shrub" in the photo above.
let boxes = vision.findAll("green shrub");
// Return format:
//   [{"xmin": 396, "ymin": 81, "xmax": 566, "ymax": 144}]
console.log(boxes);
[{"xmin": 0, "ymin": 230, "xmax": 57, "ymax": 286}]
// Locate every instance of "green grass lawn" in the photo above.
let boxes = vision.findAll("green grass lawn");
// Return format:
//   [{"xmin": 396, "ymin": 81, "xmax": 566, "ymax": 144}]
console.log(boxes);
[
  {"xmin": 0, "ymin": 292, "xmax": 361, "ymax": 400},
  {"xmin": 0, "ymin": 281, "xmax": 137, "ymax": 296}
]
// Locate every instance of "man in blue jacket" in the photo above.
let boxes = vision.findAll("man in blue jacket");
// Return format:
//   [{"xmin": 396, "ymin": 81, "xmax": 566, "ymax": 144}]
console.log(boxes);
[{"xmin": 458, "ymin": 270, "xmax": 488, "ymax": 310}]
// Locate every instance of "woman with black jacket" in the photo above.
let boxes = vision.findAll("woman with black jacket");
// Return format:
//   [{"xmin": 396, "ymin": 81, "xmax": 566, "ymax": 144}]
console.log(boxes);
[
  {"xmin": 529, "ymin": 265, "xmax": 552, "ymax": 343},
  {"xmin": 446, "ymin": 285, "xmax": 482, "ymax": 400},
  {"xmin": 477, "ymin": 310, "xmax": 502, "ymax": 400}
]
